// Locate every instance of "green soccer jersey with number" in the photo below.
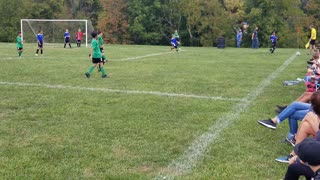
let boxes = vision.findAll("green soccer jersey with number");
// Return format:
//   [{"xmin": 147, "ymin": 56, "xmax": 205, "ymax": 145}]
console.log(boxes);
[
  {"xmin": 16, "ymin": 36, "xmax": 23, "ymax": 48},
  {"xmin": 98, "ymin": 35, "xmax": 103, "ymax": 47},
  {"xmin": 91, "ymin": 38, "xmax": 102, "ymax": 58}
]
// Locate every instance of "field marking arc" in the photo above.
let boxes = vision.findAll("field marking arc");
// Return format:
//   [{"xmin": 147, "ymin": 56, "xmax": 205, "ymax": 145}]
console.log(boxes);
[
  {"xmin": 155, "ymin": 54, "xmax": 297, "ymax": 179},
  {"xmin": 0, "ymin": 81, "xmax": 246, "ymax": 102}
]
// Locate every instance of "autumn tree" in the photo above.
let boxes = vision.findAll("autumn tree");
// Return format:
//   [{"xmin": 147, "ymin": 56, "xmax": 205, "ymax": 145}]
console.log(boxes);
[{"xmin": 97, "ymin": 0, "xmax": 128, "ymax": 43}]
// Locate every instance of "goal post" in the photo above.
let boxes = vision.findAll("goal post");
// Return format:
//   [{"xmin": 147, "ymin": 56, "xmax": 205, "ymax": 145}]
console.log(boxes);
[{"xmin": 21, "ymin": 19, "xmax": 92, "ymax": 47}]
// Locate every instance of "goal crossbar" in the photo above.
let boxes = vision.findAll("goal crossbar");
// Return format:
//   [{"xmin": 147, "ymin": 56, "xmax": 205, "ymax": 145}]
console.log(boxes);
[{"xmin": 21, "ymin": 19, "xmax": 89, "ymax": 47}]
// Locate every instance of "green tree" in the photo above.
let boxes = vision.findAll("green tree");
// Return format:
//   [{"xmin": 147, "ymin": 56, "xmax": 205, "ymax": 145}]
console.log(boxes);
[
  {"xmin": 127, "ymin": 0, "xmax": 163, "ymax": 44},
  {"xmin": 0, "ymin": 0, "xmax": 26, "ymax": 42},
  {"xmin": 244, "ymin": 0, "xmax": 302, "ymax": 48}
]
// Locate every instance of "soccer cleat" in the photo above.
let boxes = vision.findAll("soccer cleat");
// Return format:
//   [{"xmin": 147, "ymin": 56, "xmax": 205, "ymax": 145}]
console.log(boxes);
[
  {"xmin": 286, "ymin": 134, "xmax": 296, "ymax": 147},
  {"xmin": 85, "ymin": 72, "xmax": 90, "ymax": 78},
  {"xmin": 275, "ymin": 154, "xmax": 293, "ymax": 163},
  {"xmin": 102, "ymin": 74, "xmax": 109, "ymax": 78},
  {"xmin": 257, "ymin": 119, "xmax": 277, "ymax": 129}
]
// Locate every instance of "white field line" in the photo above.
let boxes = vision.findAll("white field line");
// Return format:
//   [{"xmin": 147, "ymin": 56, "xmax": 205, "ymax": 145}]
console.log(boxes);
[
  {"xmin": 0, "ymin": 50, "xmax": 184, "ymax": 61},
  {"xmin": 155, "ymin": 54, "xmax": 297, "ymax": 179},
  {"xmin": 0, "ymin": 81, "xmax": 246, "ymax": 102},
  {"xmin": 113, "ymin": 50, "xmax": 185, "ymax": 62}
]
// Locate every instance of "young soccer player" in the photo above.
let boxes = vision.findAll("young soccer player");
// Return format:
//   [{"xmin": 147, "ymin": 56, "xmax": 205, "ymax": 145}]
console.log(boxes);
[
  {"xmin": 97, "ymin": 31, "xmax": 107, "ymax": 72},
  {"xmin": 76, "ymin": 28, "xmax": 84, "ymax": 47},
  {"xmin": 269, "ymin": 31, "xmax": 277, "ymax": 53},
  {"xmin": 35, "ymin": 30, "xmax": 44, "ymax": 56},
  {"xmin": 170, "ymin": 34, "xmax": 178, "ymax": 52},
  {"xmin": 64, "ymin": 29, "xmax": 72, "ymax": 48},
  {"xmin": 85, "ymin": 31, "xmax": 108, "ymax": 78},
  {"xmin": 173, "ymin": 30, "xmax": 181, "ymax": 50},
  {"xmin": 16, "ymin": 32, "xmax": 24, "ymax": 58}
]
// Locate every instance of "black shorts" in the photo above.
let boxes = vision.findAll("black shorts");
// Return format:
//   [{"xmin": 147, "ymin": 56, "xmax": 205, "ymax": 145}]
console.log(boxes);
[
  {"xmin": 77, "ymin": 39, "xmax": 81, "ymax": 43},
  {"xmin": 17, "ymin": 47, "xmax": 23, "ymax": 50},
  {"xmin": 100, "ymin": 47, "xmax": 104, "ymax": 53},
  {"xmin": 310, "ymin": 40, "xmax": 316, "ymax": 45},
  {"xmin": 65, "ymin": 37, "xmax": 70, "ymax": 43},
  {"xmin": 38, "ymin": 41, "xmax": 43, "ymax": 48},
  {"xmin": 92, "ymin": 57, "xmax": 103, "ymax": 64}
]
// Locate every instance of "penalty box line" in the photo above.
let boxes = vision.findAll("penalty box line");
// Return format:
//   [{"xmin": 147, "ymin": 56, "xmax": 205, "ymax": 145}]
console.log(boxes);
[
  {"xmin": 0, "ymin": 81, "xmax": 246, "ymax": 102},
  {"xmin": 155, "ymin": 53, "xmax": 298, "ymax": 179}
]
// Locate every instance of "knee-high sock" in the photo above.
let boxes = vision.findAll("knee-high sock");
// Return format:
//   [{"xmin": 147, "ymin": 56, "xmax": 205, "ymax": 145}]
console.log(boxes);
[
  {"xmin": 100, "ymin": 66, "xmax": 106, "ymax": 76},
  {"xmin": 87, "ymin": 66, "xmax": 95, "ymax": 74}
]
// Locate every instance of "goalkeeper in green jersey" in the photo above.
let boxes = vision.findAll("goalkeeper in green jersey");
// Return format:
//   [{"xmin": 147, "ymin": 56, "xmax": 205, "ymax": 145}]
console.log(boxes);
[
  {"xmin": 85, "ymin": 31, "xmax": 108, "ymax": 78},
  {"xmin": 16, "ymin": 32, "xmax": 24, "ymax": 58}
]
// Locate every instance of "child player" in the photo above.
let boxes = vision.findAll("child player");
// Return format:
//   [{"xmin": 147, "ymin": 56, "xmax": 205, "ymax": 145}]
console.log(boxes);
[
  {"xmin": 170, "ymin": 34, "xmax": 178, "ymax": 52},
  {"xmin": 269, "ymin": 31, "xmax": 277, "ymax": 53},
  {"xmin": 35, "ymin": 30, "xmax": 44, "ymax": 56},
  {"xmin": 85, "ymin": 31, "xmax": 108, "ymax": 78},
  {"xmin": 64, "ymin": 29, "xmax": 72, "ymax": 48},
  {"xmin": 173, "ymin": 30, "xmax": 181, "ymax": 50},
  {"xmin": 16, "ymin": 32, "xmax": 24, "ymax": 58},
  {"xmin": 76, "ymin": 28, "xmax": 84, "ymax": 47},
  {"xmin": 97, "ymin": 31, "xmax": 107, "ymax": 72}
]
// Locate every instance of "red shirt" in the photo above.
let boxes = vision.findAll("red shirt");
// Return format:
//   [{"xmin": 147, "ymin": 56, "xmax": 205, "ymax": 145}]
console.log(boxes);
[{"xmin": 77, "ymin": 32, "xmax": 83, "ymax": 40}]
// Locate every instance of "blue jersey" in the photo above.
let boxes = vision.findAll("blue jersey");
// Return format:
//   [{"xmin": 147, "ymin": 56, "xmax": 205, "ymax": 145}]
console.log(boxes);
[
  {"xmin": 37, "ymin": 33, "xmax": 44, "ymax": 42},
  {"xmin": 237, "ymin": 32, "xmax": 242, "ymax": 41},
  {"xmin": 64, "ymin": 32, "xmax": 70, "ymax": 38},
  {"xmin": 270, "ymin": 35, "xmax": 277, "ymax": 43},
  {"xmin": 171, "ymin": 37, "xmax": 178, "ymax": 46}
]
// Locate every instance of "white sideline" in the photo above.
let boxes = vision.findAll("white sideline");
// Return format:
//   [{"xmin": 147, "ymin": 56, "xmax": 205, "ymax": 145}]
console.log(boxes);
[
  {"xmin": 0, "ymin": 81, "xmax": 246, "ymax": 102},
  {"xmin": 155, "ymin": 54, "xmax": 297, "ymax": 179}
]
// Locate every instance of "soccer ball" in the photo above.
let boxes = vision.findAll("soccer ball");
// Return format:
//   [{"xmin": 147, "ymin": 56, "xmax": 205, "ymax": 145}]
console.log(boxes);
[{"xmin": 296, "ymin": 52, "xmax": 301, "ymax": 56}]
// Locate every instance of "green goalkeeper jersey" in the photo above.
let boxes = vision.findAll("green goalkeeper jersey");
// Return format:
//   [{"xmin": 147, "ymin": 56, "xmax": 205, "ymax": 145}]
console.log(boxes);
[
  {"xmin": 98, "ymin": 35, "xmax": 103, "ymax": 47},
  {"xmin": 16, "ymin": 36, "xmax": 23, "ymax": 48},
  {"xmin": 91, "ymin": 38, "xmax": 102, "ymax": 58}
]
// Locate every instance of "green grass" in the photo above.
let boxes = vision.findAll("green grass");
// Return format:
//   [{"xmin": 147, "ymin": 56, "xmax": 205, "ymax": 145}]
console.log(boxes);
[{"xmin": 0, "ymin": 43, "xmax": 308, "ymax": 179}]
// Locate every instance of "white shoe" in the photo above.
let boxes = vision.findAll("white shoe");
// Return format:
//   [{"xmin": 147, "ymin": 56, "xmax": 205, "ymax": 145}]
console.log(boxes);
[
  {"xmin": 296, "ymin": 78, "xmax": 303, "ymax": 82},
  {"xmin": 35, "ymin": 54, "xmax": 38, "ymax": 56}
]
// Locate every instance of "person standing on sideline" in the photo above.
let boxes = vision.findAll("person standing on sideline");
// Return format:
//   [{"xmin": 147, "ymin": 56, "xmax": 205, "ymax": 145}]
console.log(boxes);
[
  {"xmin": 173, "ymin": 29, "xmax": 181, "ymax": 50},
  {"xmin": 269, "ymin": 31, "xmax": 277, "ymax": 53},
  {"xmin": 309, "ymin": 24, "xmax": 317, "ymax": 54},
  {"xmin": 236, "ymin": 29, "xmax": 242, "ymax": 48},
  {"xmin": 35, "ymin": 30, "xmax": 44, "ymax": 56},
  {"xmin": 76, "ymin": 28, "xmax": 84, "ymax": 47},
  {"xmin": 85, "ymin": 31, "xmax": 108, "ymax": 78},
  {"xmin": 64, "ymin": 29, "xmax": 72, "ymax": 48},
  {"xmin": 251, "ymin": 27, "xmax": 259, "ymax": 48},
  {"xmin": 16, "ymin": 32, "xmax": 24, "ymax": 58}
]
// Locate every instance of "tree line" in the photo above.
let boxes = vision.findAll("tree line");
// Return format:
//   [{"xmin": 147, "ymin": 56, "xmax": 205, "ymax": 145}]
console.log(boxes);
[{"xmin": 0, "ymin": 0, "xmax": 319, "ymax": 48}]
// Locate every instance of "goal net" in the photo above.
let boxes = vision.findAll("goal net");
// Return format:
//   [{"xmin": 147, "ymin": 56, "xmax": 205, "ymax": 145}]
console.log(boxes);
[{"xmin": 20, "ymin": 19, "xmax": 94, "ymax": 47}]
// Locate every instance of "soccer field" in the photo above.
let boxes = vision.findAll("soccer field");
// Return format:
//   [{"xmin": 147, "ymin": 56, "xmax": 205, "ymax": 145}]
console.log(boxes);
[{"xmin": 0, "ymin": 43, "xmax": 308, "ymax": 179}]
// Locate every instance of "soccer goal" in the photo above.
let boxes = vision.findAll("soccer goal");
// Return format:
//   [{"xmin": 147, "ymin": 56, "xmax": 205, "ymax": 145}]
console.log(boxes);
[{"xmin": 20, "ymin": 19, "xmax": 94, "ymax": 47}]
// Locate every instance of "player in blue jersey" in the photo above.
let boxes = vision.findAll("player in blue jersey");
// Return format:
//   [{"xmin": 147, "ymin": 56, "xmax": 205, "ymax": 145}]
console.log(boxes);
[
  {"xmin": 64, "ymin": 29, "xmax": 72, "ymax": 48},
  {"xmin": 35, "ymin": 30, "xmax": 44, "ymax": 56},
  {"xmin": 269, "ymin": 31, "xmax": 277, "ymax": 53},
  {"xmin": 170, "ymin": 34, "xmax": 178, "ymax": 52}
]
